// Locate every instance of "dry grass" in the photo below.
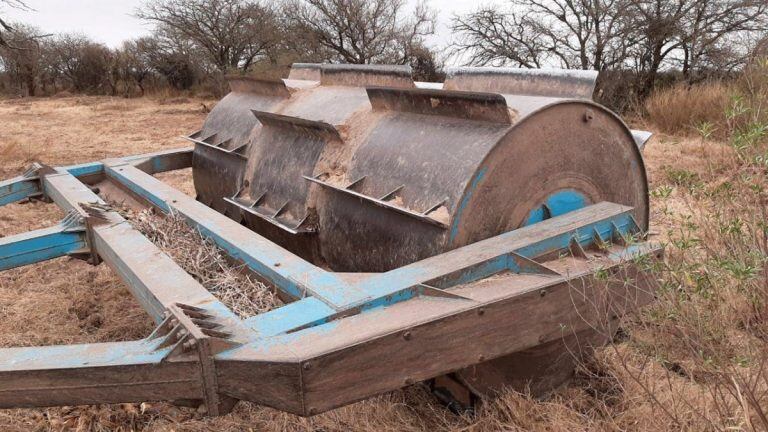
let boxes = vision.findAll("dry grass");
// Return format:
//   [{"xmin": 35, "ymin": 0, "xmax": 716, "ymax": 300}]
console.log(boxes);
[
  {"xmin": 645, "ymin": 81, "xmax": 732, "ymax": 137},
  {"xmin": 645, "ymin": 59, "xmax": 768, "ymax": 139},
  {"xmin": 127, "ymin": 208, "xmax": 281, "ymax": 318},
  {"xmin": 0, "ymin": 66, "xmax": 767, "ymax": 430}
]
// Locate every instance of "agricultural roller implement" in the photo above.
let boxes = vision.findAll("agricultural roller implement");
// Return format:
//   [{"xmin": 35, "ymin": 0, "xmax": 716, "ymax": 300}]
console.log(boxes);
[{"xmin": 0, "ymin": 64, "xmax": 660, "ymax": 415}]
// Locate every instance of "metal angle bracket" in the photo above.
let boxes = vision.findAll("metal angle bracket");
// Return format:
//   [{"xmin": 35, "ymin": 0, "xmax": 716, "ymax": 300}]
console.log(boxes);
[
  {"xmin": 78, "ymin": 201, "xmax": 120, "ymax": 266},
  {"xmin": 149, "ymin": 303, "xmax": 241, "ymax": 416},
  {"xmin": 22, "ymin": 162, "xmax": 57, "ymax": 202},
  {"xmin": 57, "ymin": 210, "xmax": 97, "ymax": 263},
  {"xmin": 508, "ymin": 252, "xmax": 561, "ymax": 276}
]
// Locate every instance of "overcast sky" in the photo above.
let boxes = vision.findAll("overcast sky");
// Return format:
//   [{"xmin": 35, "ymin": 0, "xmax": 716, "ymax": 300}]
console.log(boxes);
[{"xmin": 0, "ymin": 0, "xmax": 501, "ymax": 50}]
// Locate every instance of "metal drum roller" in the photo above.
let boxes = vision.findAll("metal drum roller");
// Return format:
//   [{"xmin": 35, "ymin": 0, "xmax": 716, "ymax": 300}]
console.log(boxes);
[{"xmin": 190, "ymin": 64, "xmax": 649, "ymax": 272}]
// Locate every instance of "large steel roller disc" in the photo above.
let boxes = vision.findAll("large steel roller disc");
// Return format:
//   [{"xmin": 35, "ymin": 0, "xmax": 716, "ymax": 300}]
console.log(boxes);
[{"xmin": 448, "ymin": 100, "xmax": 649, "ymax": 252}]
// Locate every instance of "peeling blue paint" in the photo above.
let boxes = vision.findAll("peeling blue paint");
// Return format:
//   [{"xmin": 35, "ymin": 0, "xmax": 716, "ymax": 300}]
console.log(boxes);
[
  {"xmin": 0, "ymin": 226, "xmax": 86, "ymax": 271},
  {"xmin": 450, "ymin": 167, "xmax": 486, "ymax": 243},
  {"xmin": 524, "ymin": 189, "xmax": 588, "ymax": 226},
  {"xmin": 0, "ymin": 177, "xmax": 40, "ymax": 207}
]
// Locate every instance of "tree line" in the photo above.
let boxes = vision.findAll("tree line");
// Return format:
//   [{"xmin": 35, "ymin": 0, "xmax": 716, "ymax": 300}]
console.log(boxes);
[
  {"xmin": 451, "ymin": 0, "xmax": 768, "ymax": 108},
  {"xmin": 0, "ymin": 0, "xmax": 765, "ymax": 108},
  {"xmin": 0, "ymin": 0, "xmax": 440, "ymax": 97}
]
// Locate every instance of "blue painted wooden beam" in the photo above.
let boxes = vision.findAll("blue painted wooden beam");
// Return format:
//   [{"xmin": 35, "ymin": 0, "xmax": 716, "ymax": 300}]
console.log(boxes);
[
  {"xmin": 341, "ymin": 202, "xmax": 639, "ymax": 309},
  {"xmin": 51, "ymin": 148, "xmax": 192, "ymax": 184},
  {"xmin": 242, "ymin": 202, "xmax": 640, "ymax": 337},
  {"xmin": 122, "ymin": 147, "xmax": 193, "ymax": 174},
  {"xmin": 244, "ymin": 297, "xmax": 335, "ymax": 338},
  {"xmin": 60, "ymin": 161, "xmax": 104, "ymax": 179},
  {"xmin": 0, "ymin": 175, "xmax": 41, "ymax": 207},
  {"xmin": 0, "ymin": 339, "xmax": 203, "ymax": 408},
  {"xmin": 103, "ymin": 162, "xmax": 366, "ymax": 309},
  {"xmin": 41, "ymin": 172, "xmax": 251, "ymax": 340},
  {"xmin": 0, "ymin": 221, "xmax": 87, "ymax": 271}
]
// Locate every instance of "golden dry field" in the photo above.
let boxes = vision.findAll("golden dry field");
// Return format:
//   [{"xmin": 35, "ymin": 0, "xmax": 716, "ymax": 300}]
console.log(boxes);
[{"xmin": 0, "ymin": 94, "xmax": 766, "ymax": 431}]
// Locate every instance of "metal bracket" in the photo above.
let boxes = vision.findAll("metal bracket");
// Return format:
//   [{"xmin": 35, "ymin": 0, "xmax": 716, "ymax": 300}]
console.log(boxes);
[
  {"xmin": 59, "ymin": 210, "xmax": 96, "ymax": 263},
  {"xmin": 22, "ymin": 162, "xmax": 56, "ymax": 202},
  {"xmin": 184, "ymin": 131, "xmax": 249, "ymax": 160},
  {"xmin": 305, "ymin": 174, "xmax": 449, "ymax": 228},
  {"xmin": 149, "ymin": 303, "xmax": 240, "ymax": 415},
  {"xmin": 224, "ymin": 195, "xmax": 316, "ymax": 235},
  {"xmin": 79, "ymin": 201, "xmax": 118, "ymax": 266}
]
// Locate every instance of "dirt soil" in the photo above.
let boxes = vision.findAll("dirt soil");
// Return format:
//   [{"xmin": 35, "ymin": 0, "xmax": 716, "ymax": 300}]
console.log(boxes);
[{"xmin": 0, "ymin": 96, "xmax": 758, "ymax": 431}]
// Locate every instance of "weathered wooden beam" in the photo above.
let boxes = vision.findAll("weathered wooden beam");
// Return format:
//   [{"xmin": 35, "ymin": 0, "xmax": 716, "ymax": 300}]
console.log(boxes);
[
  {"xmin": 41, "ymin": 172, "xmax": 249, "ymax": 339},
  {"xmin": 0, "ymin": 214, "xmax": 87, "ymax": 271},
  {"xmin": 0, "ymin": 340, "xmax": 202, "ymax": 408},
  {"xmin": 219, "ymin": 242, "xmax": 660, "ymax": 415}
]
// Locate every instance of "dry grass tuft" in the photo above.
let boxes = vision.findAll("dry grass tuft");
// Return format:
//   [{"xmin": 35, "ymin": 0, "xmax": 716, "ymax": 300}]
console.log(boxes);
[
  {"xmin": 0, "ymin": 139, "xmax": 40, "ymax": 177},
  {"xmin": 645, "ymin": 81, "xmax": 732, "ymax": 137},
  {"xmin": 128, "ymin": 208, "xmax": 282, "ymax": 318}
]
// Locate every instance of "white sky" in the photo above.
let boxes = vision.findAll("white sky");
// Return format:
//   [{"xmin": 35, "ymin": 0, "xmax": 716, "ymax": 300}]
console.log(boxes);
[{"xmin": 1, "ymin": 0, "xmax": 504, "ymax": 49}]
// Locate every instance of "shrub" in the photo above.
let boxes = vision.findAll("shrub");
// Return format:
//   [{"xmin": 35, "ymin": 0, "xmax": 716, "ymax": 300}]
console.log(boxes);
[{"xmin": 645, "ymin": 81, "xmax": 732, "ymax": 137}]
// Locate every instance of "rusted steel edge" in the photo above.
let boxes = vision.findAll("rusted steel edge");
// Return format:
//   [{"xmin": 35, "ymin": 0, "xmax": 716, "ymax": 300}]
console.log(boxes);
[{"xmin": 444, "ymin": 67, "xmax": 598, "ymax": 99}]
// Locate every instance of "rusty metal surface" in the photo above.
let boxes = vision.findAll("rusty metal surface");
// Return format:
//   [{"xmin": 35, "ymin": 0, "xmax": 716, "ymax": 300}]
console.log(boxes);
[
  {"xmin": 192, "ymin": 78, "xmax": 290, "ymax": 212},
  {"xmin": 190, "ymin": 64, "xmax": 649, "ymax": 273},
  {"xmin": 444, "ymin": 67, "xmax": 598, "ymax": 99}
]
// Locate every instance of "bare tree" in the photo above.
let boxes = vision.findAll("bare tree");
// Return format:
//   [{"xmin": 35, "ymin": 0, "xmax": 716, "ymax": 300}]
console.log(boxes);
[
  {"xmin": 450, "ymin": 8, "xmax": 549, "ymax": 68},
  {"xmin": 136, "ymin": 0, "xmax": 278, "ymax": 73},
  {"xmin": 452, "ymin": 0, "xmax": 768, "ymax": 96},
  {"xmin": 451, "ymin": 0, "xmax": 635, "ymax": 70},
  {"xmin": 625, "ymin": 0, "xmax": 768, "ymax": 92},
  {"xmin": 137, "ymin": 34, "xmax": 199, "ymax": 90},
  {"xmin": 0, "ymin": 0, "xmax": 28, "ymax": 47},
  {"xmin": 680, "ymin": 0, "xmax": 768, "ymax": 80},
  {"xmin": 48, "ymin": 34, "xmax": 111, "ymax": 92},
  {"xmin": 282, "ymin": 0, "xmax": 437, "ymax": 65},
  {"xmin": 0, "ymin": 22, "xmax": 41, "ymax": 95},
  {"xmin": 120, "ymin": 38, "xmax": 154, "ymax": 95}
]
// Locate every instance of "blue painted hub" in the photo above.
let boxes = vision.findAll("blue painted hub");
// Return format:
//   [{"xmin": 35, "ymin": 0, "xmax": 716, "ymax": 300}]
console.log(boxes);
[{"xmin": 524, "ymin": 189, "xmax": 589, "ymax": 226}]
